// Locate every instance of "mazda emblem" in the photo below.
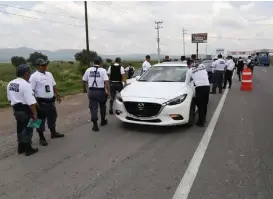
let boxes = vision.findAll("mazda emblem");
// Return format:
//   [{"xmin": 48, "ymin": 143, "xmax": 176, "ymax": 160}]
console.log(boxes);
[{"xmin": 138, "ymin": 103, "xmax": 144, "ymax": 110}]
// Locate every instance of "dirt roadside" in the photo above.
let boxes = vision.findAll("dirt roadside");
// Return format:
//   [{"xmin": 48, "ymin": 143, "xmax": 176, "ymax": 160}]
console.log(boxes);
[{"xmin": 0, "ymin": 93, "xmax": 94, "ymax": 159}]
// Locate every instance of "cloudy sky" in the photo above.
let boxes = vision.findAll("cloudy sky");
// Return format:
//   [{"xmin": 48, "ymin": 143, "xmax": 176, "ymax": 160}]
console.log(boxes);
[{"xmin": 0, "ymin": 1, "xmax": 273, "ymax": 55}]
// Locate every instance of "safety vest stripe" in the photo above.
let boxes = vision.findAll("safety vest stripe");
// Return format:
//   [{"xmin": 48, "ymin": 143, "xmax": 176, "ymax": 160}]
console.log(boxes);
[
  {"xmin": 242, "ymin": 80, "xmax": 252, "ymax": 83},
  {"xmin": 242, "ymin": 72, "xmax": 252, "ymax": 75}
]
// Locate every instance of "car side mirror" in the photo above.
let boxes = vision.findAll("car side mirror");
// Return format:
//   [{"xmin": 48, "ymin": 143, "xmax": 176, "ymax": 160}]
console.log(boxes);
[{"xmin": 135, "ymin": 76, "xmax": 141, "ymax": 81}]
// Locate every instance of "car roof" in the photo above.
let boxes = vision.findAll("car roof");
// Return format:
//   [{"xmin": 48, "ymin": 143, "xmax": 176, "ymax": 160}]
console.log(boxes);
[{"xmin": 153, "ymin": 61, "xmax": 188, "ymax": 67}]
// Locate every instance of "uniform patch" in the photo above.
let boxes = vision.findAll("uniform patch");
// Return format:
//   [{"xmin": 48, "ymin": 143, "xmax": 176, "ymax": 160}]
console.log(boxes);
[
  {"xmin": 89, "ymin": 71, "xmax": 101, "ymax": 78},
  {"xmin": 9, "ymin": 83, "xmax": 19, "ymax": 92}
]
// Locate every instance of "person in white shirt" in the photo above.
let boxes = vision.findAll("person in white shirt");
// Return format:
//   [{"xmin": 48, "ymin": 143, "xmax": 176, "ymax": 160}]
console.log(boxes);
[
  {"xmin": 211, "ymin": 54, "xmax": 227, "ymax": 94},
  {"xmin": 29, "ymin": 58, "xmax": 64, "ymax": 147},
  {"xmin": 141, "ymin": 55, "xmax": 152, "ymax": 74},
  {"xmin": 7, "ymin": 64, "xmax": 39, "ymax": 156},
  {"xmin": 107, "ymin": 57, "xmax": 125, "ymax": 114},
  {"xmin": 83, "ymin": 57, "xmax": 110, "ymax": 131},
  {"xmin": 223, "ymin": 56, "xmax": 235, "ymax": 89},
  {"xmin": 125, "ymin": 63, "xmax": 135, "ymax": 79},
  {"xmin": 185, "ymin": 58, "xmax": 210, "ymax": 127}
]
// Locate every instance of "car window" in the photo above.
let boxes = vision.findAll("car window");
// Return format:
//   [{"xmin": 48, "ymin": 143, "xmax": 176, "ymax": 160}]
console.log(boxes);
[
  {"xmin": 132, "ymin": 69, "xmax": 141, "ymax": 77},
  {"xmin": 138, "ymin": 66, "xmax": 188, "ymax": 82}
]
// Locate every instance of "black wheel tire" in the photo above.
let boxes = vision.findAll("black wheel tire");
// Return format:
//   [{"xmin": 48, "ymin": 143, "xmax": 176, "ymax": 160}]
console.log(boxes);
[{"xmin": 186, "ymin": 99, "xmax": 196, "ymax": 127}]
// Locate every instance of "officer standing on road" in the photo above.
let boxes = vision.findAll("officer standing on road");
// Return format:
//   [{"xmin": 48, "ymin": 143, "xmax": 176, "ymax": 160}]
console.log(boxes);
[
  {"xmin": 237, "ymin": 57, "xmax": 244, "ymax": 81},
  {"xmin": 211, "ymin": 54, "xmax": 226, "ymax": 94},
  {"xmin": 82, "ymin": 57, "xmax": 110, "ymax": 132},
  {"xmin": 247, "ymin": 56, "xmax": 255, "ymax": 74},
  {"xmin": 223, "ymin": 56, "xmax": 235, "ymax": 89},
  {"xmin": 125, "ymin": 63, "xmax": 135, "ymax": 79},
  {"xmin": 141, "ymin": 55, "xmax": 152, "ymax": 75},
  {"xmin": 185, "ymin": 58, "xmax": 210, "ymax": 127},
  {"xmin": 29, "ymin": 58, "xmax": 64, "ymax": 146},
  {"xmin": 7, "ymin": 64, "xmax": 39, "ymax": 156},
  {"xmin": 107, "ymin": 57, "xmax": 125, "ymax": 115}
]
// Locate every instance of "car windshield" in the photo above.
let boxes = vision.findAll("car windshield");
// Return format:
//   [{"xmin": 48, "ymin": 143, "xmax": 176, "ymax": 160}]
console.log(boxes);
[{"xmin": 138, "ymin": 66, "xmax": 188, "ymax": 82}]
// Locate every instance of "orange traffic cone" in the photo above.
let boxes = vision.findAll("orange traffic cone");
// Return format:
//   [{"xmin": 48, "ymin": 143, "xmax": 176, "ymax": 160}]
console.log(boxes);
[{"xmin": 240, "ymin": 67, "xmax": 252, "ymax": 91}]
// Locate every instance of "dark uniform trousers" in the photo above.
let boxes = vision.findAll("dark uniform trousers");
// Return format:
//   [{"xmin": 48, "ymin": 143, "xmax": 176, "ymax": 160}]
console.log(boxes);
[
  {"xmin": 110, "ymin": 82, "xmax": 123, "ymax": 110},
  {"xmin": 212, "ymin": 70, "xmax": 225, "ymax": 93},
  {"xmin": 223, "ymin": 69, "xmax": 233, "ymax": 88},
  {"xmin": 88, "ymin": 88, "xmax": 107, "ymax": 121},
  {"xmin": 237, "ymin": 66, "xmax": 243, "ymax": 81},
  {"xmin": 195, "ymin": 86, "xmax": 210, "ymax": 124},
  {"xmin": 13, "ymin": 104, "xmax": 33, "ymax": 144},
  {"xmin": 36, "ymin": 97, "xmax": 58, "ymax": 133}
]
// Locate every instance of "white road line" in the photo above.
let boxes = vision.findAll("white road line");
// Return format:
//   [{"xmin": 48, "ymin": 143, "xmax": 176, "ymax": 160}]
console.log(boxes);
[{"xmin": 172, "ymin": 87, "xmax": 230, "ymax": 199}]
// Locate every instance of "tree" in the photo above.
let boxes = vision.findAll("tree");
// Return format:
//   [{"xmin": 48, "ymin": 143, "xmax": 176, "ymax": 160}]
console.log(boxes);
[
  {"xmin": 105, "ymin": 58, "xmax": 112, "ymax": 64},
  {"xmin": 74, "ymin": 49, "xmax": 98, "ymax": 66},
  {"xmin": 10, "ymin": 56, "xmax": 26, "ymax": 67},
  {"xmin": 27, "ymin": 52, "xmax": 49, "ymax": 67}
]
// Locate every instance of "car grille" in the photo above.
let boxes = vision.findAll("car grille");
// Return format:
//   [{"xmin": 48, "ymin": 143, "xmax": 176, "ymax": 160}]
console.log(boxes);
[{"xmin": 124, "ymin": 102, "xmax": 162, "ymax": 117}]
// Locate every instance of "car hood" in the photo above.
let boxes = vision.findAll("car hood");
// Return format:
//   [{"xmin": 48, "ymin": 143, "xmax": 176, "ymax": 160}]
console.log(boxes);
[{"xmin": 121, "ymin": 81, "xmax": 189, "ymax": 100}]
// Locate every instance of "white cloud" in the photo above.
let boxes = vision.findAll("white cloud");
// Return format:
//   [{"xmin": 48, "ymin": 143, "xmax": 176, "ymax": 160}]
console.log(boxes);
[{"xmin": 0, "ymin": 1, "xmax": 273, "ymax": 56}]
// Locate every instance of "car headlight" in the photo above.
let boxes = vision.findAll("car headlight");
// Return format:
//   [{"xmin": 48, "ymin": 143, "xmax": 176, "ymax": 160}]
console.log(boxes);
[
  {"xmin": 116, "ymin": 92, "xmax": 123, "ymax": 102},
  {"xmin": 163, "ymin": 94, "xmax": 187, "ymax": 106}
]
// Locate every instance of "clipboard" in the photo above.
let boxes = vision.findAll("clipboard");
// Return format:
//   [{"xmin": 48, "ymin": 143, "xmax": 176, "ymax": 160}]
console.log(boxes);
[{"xmin": 27, "ymin": 119, "xmax": 42, "ymax": 128}]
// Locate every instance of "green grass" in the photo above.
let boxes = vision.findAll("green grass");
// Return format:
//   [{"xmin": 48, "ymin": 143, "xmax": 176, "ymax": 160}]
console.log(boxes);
[{"xmin": 0, "ymin": 60, "xmax": 157, "ymax": 109}]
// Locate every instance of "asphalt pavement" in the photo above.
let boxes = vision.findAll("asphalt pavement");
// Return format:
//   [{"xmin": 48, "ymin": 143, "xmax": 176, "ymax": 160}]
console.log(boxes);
[{"xmin": 1, "ymin": 66, "xmax": 273, "ymax": 199}]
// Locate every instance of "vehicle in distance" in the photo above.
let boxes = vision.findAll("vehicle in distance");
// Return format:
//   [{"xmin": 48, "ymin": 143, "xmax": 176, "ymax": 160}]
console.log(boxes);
[
  {"xmin": 201, "ymin": 60, "xmax": 213, "ymax": 83},
  {"xmin": 114, "ymin": 61, "xmax": 196, "ymax": 126}
]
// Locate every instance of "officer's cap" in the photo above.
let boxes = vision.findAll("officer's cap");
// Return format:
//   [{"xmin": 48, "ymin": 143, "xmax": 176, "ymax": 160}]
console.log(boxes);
[
  {"xmin": 94, "ymin": 56, "xmax": 103, "ymax": 65},
  {"xmin": 16, "ymin": 64, "xmax": 31, "ymax": 77},
  {"xmin": 35, "ymin": 58, "xmax": 49, "ymax": 66},
  {"xmin": 115, "ymin": 57, "xmax": 121, "ymax": 63}
]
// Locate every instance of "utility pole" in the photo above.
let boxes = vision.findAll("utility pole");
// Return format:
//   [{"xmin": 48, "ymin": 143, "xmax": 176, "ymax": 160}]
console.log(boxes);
[
  {"xmin": 155, "ymin": 21, "xmax": 163, "ymax": 63},
  {"xmin": 205, "ymin": 44, "xmax": 208, "ymax": 56},
  {"xmin": 84, "ymin": 1, "xmax": 90, "ymax": 66},
  {"xmin": 182, "ymin": 28, "xmax": 187, "ymax": 56}
]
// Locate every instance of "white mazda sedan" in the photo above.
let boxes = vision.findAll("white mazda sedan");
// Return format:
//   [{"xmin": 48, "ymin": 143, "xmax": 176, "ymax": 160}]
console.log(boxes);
[{"xmin": 114, "ymin": 61, "xmax": 196, "ymax": 126}]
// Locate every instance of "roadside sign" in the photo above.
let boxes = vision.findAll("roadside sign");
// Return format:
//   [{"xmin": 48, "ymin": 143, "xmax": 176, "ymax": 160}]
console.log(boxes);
[
  {"xmin": 216, "ymin": 48, "xmax": 225, "ymax": 55},
  {"xmin": 191, "ymin": 33, "xmax": 208, "ymax": 43}
]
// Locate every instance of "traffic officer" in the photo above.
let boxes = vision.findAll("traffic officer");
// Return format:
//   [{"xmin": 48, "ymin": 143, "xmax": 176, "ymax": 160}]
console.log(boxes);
[
  {"xmin": 82, "ymin": 57, "xmax": 110, "ymax": 132},
  {"xmin": 29, "ymin": 58, "xmax": 64, "ymax": 146},
  {"xmin": 107, "ymin": 57, "xmax": 125, "ymax": 114},
  {"xmin": 141, "ymin": 55, "xmax": 152, "ymax": 75},
  {"xmin": 163, "ymin": 55, "xmax": 171, "ymax": 62},
  {"xmin": 247, "ymin": 56, "xmax": 255, "ymax": 73},
  {"xmin": 7, "ymin": 64, "xmax": 39, "ymax": 156},
  {"xmin": 223, "ymin": 56, "xmax": 235, "ymax": 89},
  {"xmin": 125, "ymin": 63, "xmax": 135, "ymax": 79},
  {"xmin": 211, "ymin": 54, "xmax": 226, "ymax": 94},
  {"xmin": 237, "ymin": 57, "xmax": 244, "ymax": 81},
  {"xmin": 185, "ymin": 58, "xmax": 210, "ymax": 127}
]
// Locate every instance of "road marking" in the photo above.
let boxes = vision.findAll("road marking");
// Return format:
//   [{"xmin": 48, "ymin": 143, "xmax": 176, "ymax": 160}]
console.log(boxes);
[{"xmin": 172, "ymin": 87, "xmax": 230, "ymax": 199}]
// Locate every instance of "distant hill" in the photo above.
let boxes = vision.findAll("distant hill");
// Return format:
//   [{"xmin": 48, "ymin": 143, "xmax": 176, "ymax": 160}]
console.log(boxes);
[{"xmin": 0, "ymin": 47, "xmax": 208, "ymax": 62}]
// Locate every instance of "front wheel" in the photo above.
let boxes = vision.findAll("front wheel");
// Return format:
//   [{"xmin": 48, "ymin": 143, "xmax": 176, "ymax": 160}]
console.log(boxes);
[{"xmin": 186, "ymin": 99, "xmax": 196, "ymax": 127}]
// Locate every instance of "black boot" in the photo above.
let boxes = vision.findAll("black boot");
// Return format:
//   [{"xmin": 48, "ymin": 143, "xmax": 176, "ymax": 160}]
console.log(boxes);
[
  {"xmin": 25, "ymin": 143, "xmax": 38, "ymax": 156},
  {"xmin": 109, "ymin": 109, "xmax": 113, "ymax": 115},
  {"xmin": 101, "ymin": 119, "xmax": 108, "ymax": 126},
  {"xmin": 50, "ymin": 128, "xmax": 64, "ymax": 139},
  {"xmin": 17, "ymin": 143, "xmax": 25, "ymax": 154},
  {"xmin": 38, "ymin": 131, "xmax": 48, "ymax": 146},
  {"xmin": 92, "ymin": 120, "xmax": 99, "ymax": 132}
]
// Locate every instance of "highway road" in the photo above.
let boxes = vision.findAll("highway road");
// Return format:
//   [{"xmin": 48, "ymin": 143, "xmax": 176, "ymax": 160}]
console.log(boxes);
[{"xmin": 0, "ymin": 66, "xmax": 273, "ymax": 199}]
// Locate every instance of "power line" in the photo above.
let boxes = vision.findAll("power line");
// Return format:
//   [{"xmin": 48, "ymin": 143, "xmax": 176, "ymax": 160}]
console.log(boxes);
[
  {"xmin": 0, "ymin": 10, "xmax": 84, "ymax": 27},
  {"xmin": 155, "ymin": 21, "xmax": 163, "ymax": 63},
  {"xmin": 0, "ymin": 3, "xmax": 82, "ymax": 19}
]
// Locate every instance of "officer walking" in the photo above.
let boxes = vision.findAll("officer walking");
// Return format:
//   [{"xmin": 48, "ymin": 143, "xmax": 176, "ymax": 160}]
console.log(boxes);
[
  {"xmin": 211, "ymin": 54, "xmax": 226, "ymax": 94},
  {"xmin": 223, "ymin": 56, "xmax": 235, "ymax": 89},
  {"xmin": 141, "ymin": 55, "xmax": 152, "ymax": 75},
  {"xmin": 29, "ymin": 58, "xmax": 64, "ymax": 146},
  {"xmin": 237, "ymin": 57, "xmax": 244, "ymax": 81},
  {"xmin": 82, "ymin": 57, "xmax": 110, "ymax": 132},
  {"xmin": 7, "ymin": 64, "xmax": 39, "ymax": 156},
  {"xmin": 107, "ymin": 57, "xmax": 125, "ymax": 115},
  {"xmin": 185, "ymin": 58, "xmax": 210, "ymax": 127},
  {"xmin": 125, "ymin": 63, "xmax": 135, "ymax": 79}
]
